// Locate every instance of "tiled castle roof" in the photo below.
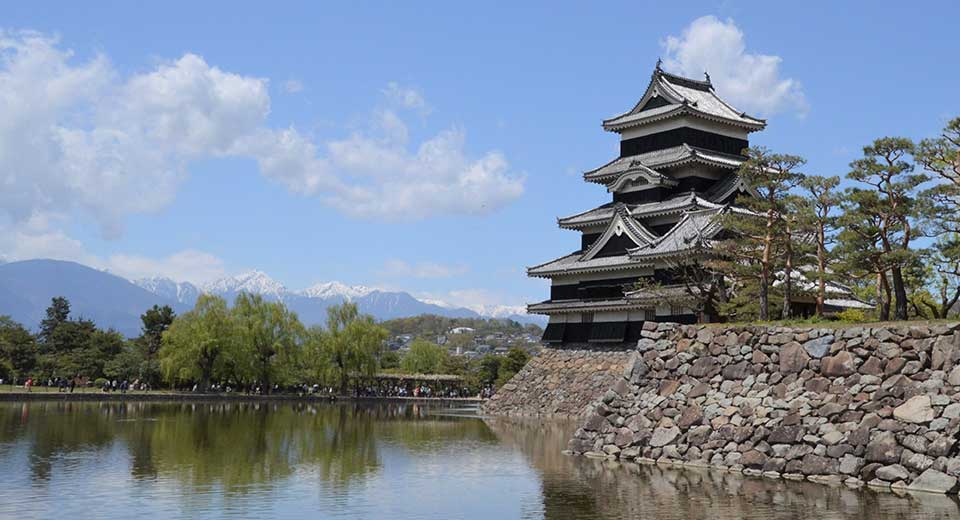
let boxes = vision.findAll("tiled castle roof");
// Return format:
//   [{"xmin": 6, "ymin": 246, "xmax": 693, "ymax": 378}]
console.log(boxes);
[
  {"xmin": 602, "ymin": 65, "xmax": 765, "ymax": 132},
  {"xmin": 583, "ymin": 144, "xmax": 748, "ymax": 184}
]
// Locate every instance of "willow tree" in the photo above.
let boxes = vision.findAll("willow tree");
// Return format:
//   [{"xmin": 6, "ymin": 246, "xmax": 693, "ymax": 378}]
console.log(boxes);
[
  {"xmin": 844, "ymin": 137, "xmax": 926, "ymax": 321},
  {"xmin": 233, "ymin": 293, "xmax": 305, "ymax": 393},
  {"xmin": 718, "ymin": 147, "xmax": 805, "ymax": 320},
  {"xmin": 399, "ymin": 339, "xmax": 447, "ymax": 374},
  {"xmin": 305, "ymin": 303, "xmax": 386, "ymax": 395},
  {"xmin": 160, "ymin": 294, "xmax": 236, "ymax": 390}
]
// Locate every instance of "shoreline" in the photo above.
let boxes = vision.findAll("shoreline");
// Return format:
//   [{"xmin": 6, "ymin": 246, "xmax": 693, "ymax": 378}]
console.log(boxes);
[{"xmin": 0, "ymin": 391, "xmax": 484, "ymax": 405}]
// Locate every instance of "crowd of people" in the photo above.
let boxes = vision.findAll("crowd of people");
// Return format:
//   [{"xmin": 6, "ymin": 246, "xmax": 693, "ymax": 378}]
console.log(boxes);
[{"xmin": 1, "ymin": 375, "xmax": 492, "ymax": 400}]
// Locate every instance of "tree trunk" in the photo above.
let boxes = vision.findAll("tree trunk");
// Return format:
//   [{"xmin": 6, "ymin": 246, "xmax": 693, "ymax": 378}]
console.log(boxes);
[
  {"xmin": 878, "ymin": 271, "xmax": 892, "ymax": 321},
  {"xmin": 781, "ymin": 232, "xmax": 793, "ymax": 320},
  {"xmin": 759, "ymin": 265, "xmax": 769, "ymax": 321},
  {"xmin": 816, "ymin": 226, "xmax": 826, "ymax": 318},
  {"xmin": 891, "ymin": 266, "xmax": 908, "ymax": 321}
]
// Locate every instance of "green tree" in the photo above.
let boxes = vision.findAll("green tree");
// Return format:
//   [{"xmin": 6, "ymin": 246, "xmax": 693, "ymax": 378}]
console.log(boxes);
[
  {"xmin": 917, "ymin": 117, "xmax": 960, "ymax": 235},
  {"xmin": 39, "ymin": 296, "xmax": 70, "ymax": 344},
  {"xmin": 913, "ymin": 235, "xmax": 960, "ymax": 318},
  {"xmin": 843, "ymin": 137, "xmax": 926, "ymax": 321},
  {"xmin": 141, "ymin": 305, "xmax": 175, "ymax": 356},
  {"xmin": 104, "ymin": 344, "xmax": 145, "ymax": 381},
  {"xmin": 477, "ymin": 355, "xmax": 500, "ymax": 387},
  {"xmin": 836, "ymin": 190, "xmax": 894, "ymax": 320},
  {"xmin": 716, "ymin": 147, "xmax": 805, "ymax": 320},
  {"xmin": 233, "ymin": 293, "xmax": 305, "ymax": 392},
  {"xmin": 37, "ymin": 318, "xmax": 103, "ymax": 379},
  {"xmin": 378, "ymin": 350, "xmax": 400, "ymax": 370},
  {"xmin": 778, "ymin": 194, "xmax": 816, "ymax": 319},
  {"xmin": 445, "ymin": 332, "xmax": 475, "ymax": 354},
  {"xmin": 495, "ymin": 348, "xmax": 530, "ymax": 388},
  {"xmin": 799, "ymin": 175, "xmax": 841, "ymax": 317},
  {"xmin": 0, "ymin": 316, "xmax": 37, "ymax": 380},
  {"xmin": 306, "ymin": 303, "xmax": 386, "ymax": 395},
  {"xmin": 399, "ymin": 339, "xmax": 447, "ymax": 374},
  {"xmin": 159, "ymin": 295, "xmax": 236, "ymax": 389}
]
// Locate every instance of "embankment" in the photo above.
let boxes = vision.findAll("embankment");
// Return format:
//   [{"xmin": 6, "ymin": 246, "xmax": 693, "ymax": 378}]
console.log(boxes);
[
  {"xmin": 489, "ymin": 322, "xmax": 960, "ymax": 494},
  {"xmin": 482, "ymin": 346, "xmax": 635, "ymax": 417}
]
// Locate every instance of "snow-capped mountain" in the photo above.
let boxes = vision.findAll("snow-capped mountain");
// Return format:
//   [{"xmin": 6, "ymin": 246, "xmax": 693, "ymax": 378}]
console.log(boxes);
[
  {"xmin": 129, "ymin": 269, "xmax": 545, "ymax": 326},
  {"xmin": 0, "ymin": 260, "xmax": 543, "ymax": 336},
  {"xmin": 298, "ymin": 281, "xmax": 376, "ymax": 300},
  {"xmin": 133, "ymin": 277, "xmax": 201, "ymax": 305},
  {"xmin": 202, "ymin": 270, "xmax": 287, "ymax": 299},
  {"xmin": 419, "ymin": 298, "xmax": 544, "ymax": 326}
]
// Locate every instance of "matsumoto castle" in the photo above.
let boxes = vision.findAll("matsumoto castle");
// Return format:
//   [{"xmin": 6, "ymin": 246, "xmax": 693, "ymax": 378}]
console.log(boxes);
[{"xmin": 528, "ymin": 62, "xmax": 767, "ymax": 346}]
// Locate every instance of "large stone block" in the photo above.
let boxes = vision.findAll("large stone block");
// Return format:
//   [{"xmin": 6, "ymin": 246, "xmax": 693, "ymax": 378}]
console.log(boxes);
[
  {"xmin": 803, "ymin": 335, "xmax": 834, "ymax": 359},
  {"xmin": 688, "ymin": 357, "xmax": 720, "ymax": 378},
  {"xmin": 875, "ymin": 464, "xmax": 910, "ymax": 482},
  {"xmin": 907, "ymin": 469, "xmax": 959, "ymax": 494},
  {"xmin": 865, "ymin": 432, "xmax": 903, "ymax": 464},
  {"xmin": 800, "ymin": 454, "xmax": 837, "ymax": 475},
  {"xmin": 650, "ymin": 426, "xmax": 680, "ymax": 447},
  {"xmin": 821, "ymin": 351, "xmax": 857, "ymax": 377},
  {"xmin": 768, "ymin": 425, "xmax": 803, "ymax": 444},
  {"xmin": 676, "ymin": 403, "xmax": 704, "ymax": 429},
  {"xmin": 779, "ymin": 342, "xmax": 810, "ymax": 374},
  {"xmin": 893, "ymin": 395, "xmax": 935, "ymax": 424}
]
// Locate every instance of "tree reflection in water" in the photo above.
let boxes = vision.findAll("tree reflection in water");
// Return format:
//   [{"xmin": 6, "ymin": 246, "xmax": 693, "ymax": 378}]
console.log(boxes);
[
  {"xmin": 0, "ymin": 401, "xmax": 489, "ymax": 496},
  {"xmin": 3, "ymin": 403, "xmax": 959, "ymax": 519}
]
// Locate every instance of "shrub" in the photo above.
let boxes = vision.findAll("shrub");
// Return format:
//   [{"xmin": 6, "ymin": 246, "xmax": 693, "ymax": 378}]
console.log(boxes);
[
  {"xmin": 836, "ymin": 308, "xmax": 867, "ymax": 323},
  {"xmin": 93, "ymin": 377, "xmax": 109, "ymax": 388}
]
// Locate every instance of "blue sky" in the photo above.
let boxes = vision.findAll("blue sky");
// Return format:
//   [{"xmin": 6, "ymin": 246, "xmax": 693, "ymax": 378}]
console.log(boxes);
[{"xmin": 2, "ymin": 1, "xmax": 958, "ymax": 311}]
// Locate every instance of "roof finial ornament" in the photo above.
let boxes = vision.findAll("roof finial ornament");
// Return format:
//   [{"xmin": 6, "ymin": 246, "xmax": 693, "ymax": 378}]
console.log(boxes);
[
  {"xmin": 704, "ymin": 71, "xmax": 711, "ymax": 84},
  {"xmin": 655, "ymin": 57, "xmax": 663, "ymax": 71}
]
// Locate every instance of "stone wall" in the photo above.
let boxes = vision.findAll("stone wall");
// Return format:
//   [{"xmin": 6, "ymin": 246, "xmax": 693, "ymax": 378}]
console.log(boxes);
[
  {"xmin": 568, "ymin": 322, "xmax": 960, "ymax": 495},
  {"xmin": 482, "ymin": 347, "xmax": 634, "ymax": 418}
]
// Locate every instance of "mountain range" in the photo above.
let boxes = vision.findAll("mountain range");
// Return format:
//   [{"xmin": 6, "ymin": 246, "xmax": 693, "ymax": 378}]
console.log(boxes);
[{"xmin": 0, "ymin": 259, "xmax": 542, "ymax": 337}]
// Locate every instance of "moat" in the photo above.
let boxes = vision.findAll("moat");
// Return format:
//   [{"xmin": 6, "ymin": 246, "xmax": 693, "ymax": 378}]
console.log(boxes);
[{"xmin": 0, "ymin": 401, "xmax": 957, "ymax": 519}]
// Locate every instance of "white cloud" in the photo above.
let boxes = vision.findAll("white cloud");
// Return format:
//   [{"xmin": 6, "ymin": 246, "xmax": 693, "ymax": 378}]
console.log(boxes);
[
  {"xmin": 0, "ymin": 216, "xmax": 226, "ymax": 284},
  {"xmin": 0, "ymin": 30, "xmax": 523, "ymax": 243},
  {"xmin": 382, "ymin": 81, "xmax": 430, "ymax": 115},
  {"xmin": 0, "ymin": 215, "xmax": 93, "ymax": 265},
  {"xmin": 284, "ymin": 79, "xmax": 304, "ymax": 93},
  {"xmin": 662, "ymin": 16, "xmax": 808, "ymax": 117},
  {"xmin": 0, "ymin": 33, "xmax": 270, "ymax": 238},
  {"xmin": 0, "ymin": 30, "xmax": 524, "ymax": 280},
  {"xmin": 104, "ymin": 250, "xmax": 227, "ymax": 284},
  {"xmin": 380, "ymin": 259, "xmax": 469, "ymax": 279},
  {"xmin": 322, "ymin": 120, "xmax": 525, "ymax": 219}
]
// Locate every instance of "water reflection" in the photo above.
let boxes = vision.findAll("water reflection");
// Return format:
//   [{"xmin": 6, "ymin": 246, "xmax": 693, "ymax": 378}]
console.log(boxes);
[
  {"xmin": 485, "ymin": 416, "xmax": 960, "ymax": 520},
  {"xmin": 0, "ymin": 402, "xmax": 957, "ymax": 519}
]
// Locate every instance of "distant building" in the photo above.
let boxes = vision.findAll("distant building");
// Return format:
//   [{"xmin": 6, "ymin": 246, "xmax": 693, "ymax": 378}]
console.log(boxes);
[{"xmin": 449, "ymin": 327, "xmax": 475, "ymax": 335}]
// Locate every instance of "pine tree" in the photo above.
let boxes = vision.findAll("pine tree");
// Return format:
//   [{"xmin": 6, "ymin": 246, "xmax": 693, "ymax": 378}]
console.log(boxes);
[
  {"xmin": 844, "ymin": 138, "xmax": 926, "ymax": 321},
  {"xmin": 799, "ymin": 175, "xmax": 841, "ymax": 317},
  {"xmin": 917, "ymin": 117, "xmax": 960, "ymax": 236},
  {"xmin": 715, "ymin": 147, "xmax": 804, "ymax": 321}
]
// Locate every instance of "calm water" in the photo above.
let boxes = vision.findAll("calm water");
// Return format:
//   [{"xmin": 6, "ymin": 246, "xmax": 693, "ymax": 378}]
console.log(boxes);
[{"xmin": 0, "ymin": 401, "xmax": 957, "ymax": 519}]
